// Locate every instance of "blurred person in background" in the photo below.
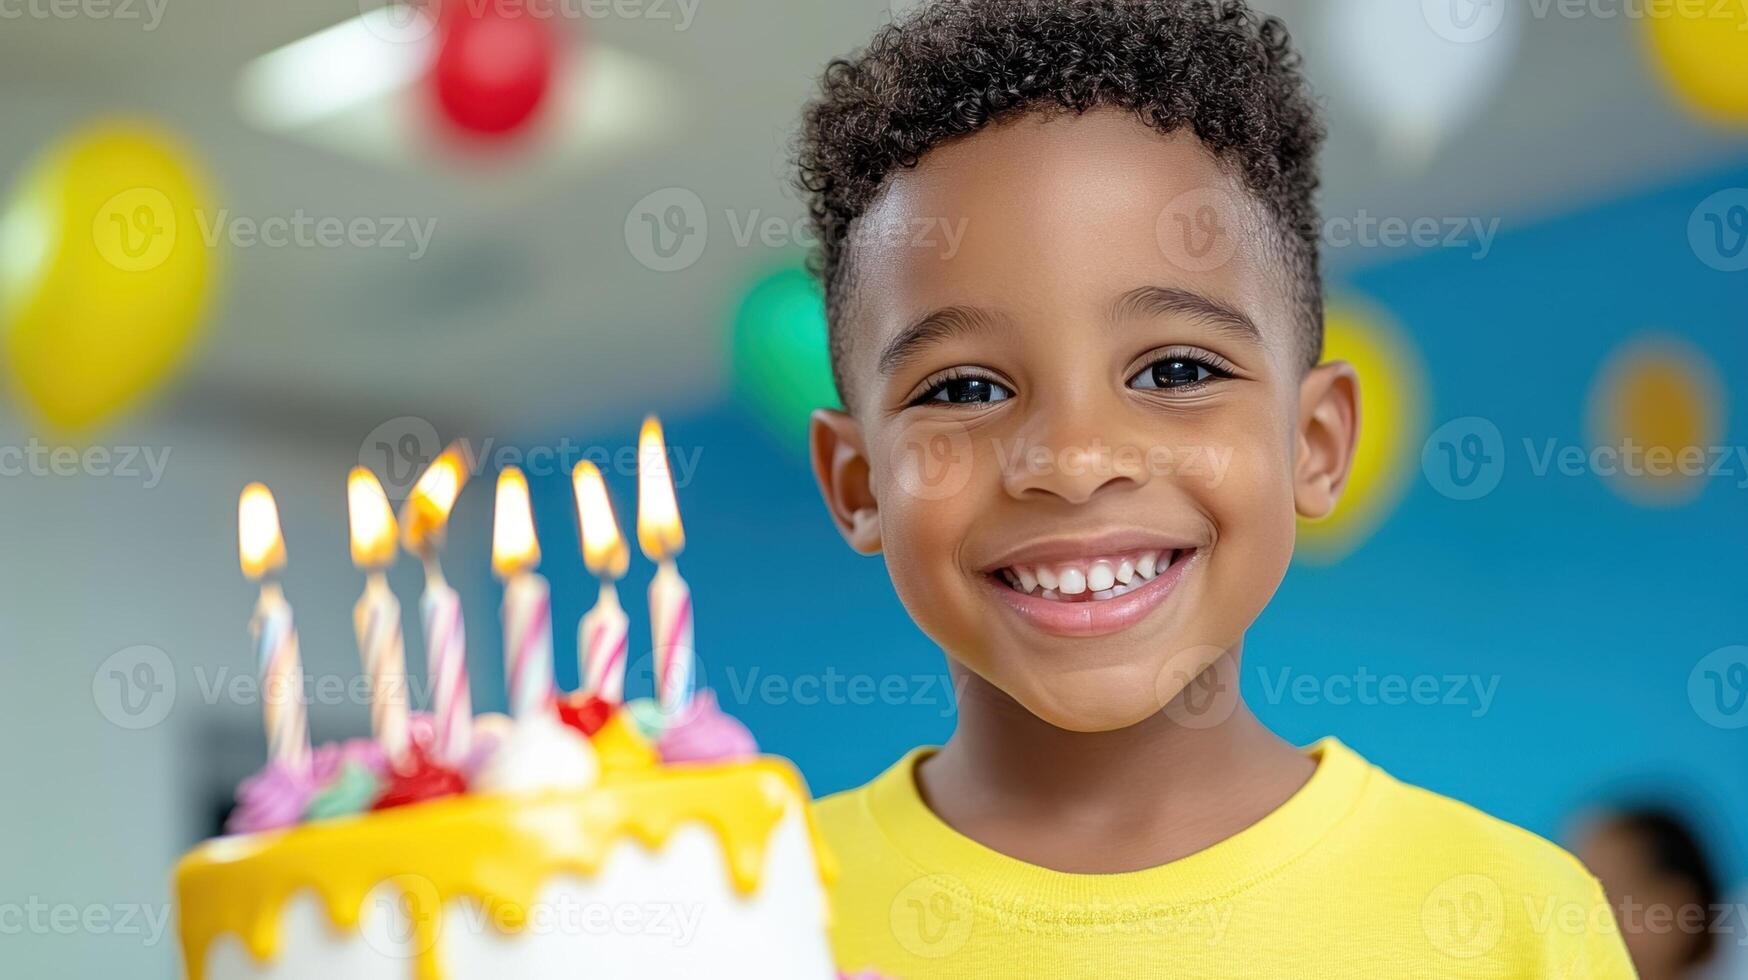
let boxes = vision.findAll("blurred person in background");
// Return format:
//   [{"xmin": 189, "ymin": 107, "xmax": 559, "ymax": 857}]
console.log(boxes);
[{"xmin": 1574, "ymin": 805, "xmax": 1725, "ymax": 980}]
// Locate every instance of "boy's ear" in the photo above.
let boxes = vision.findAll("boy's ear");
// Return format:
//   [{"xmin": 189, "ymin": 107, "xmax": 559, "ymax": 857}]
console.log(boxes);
[
  {"xmin": 1294, "ymin": 360, "xmax": 1361, "ymax": 520},
  {"xmin": 809, "ymin": 408, "xmax": 883, "ymax": 555}
]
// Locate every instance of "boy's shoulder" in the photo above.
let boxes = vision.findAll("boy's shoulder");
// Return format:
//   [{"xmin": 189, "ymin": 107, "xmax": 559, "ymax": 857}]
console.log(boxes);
[
  {"xmin": 812, "ymin": 750, "xmax": 912, "ymax": 839},
  {"xmin": 1349, "ymin": 747, "xmax": 1598, "ymax": 892}
]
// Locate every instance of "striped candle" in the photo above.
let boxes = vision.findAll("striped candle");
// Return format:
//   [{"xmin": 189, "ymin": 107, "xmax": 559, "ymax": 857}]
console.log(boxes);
[
  {"xmin": 253, "ymin": 584, "xmax": 311, "ymax": 771},
  {"xmin": 401, "ymin": 445, "xmax": 475, "ymax": 766},
  {"xmin": 348, "ymin": 468, "xmax": 410, "ymax": 764},
  {"xmin": 239, "ymin": 483, "xmax": 309, "ymax": 772},
  {"xmin": 649, "ymin": 559, "xmax": 694, "ymax": 714},
  {"xmin": 353, "ymin": 574, "xmax": 410, "ymax": 762},
  {"xmin": 572, "ymin": 460, "xmax": 631, "ymax": 706},
  {"xmin": 420, "ymin": 573, "xmax": 472, "ymax": 764},
  {"xmin": 494, "ymin": 467, "xmax": 555, "ymax": 719},
  {"xmin": 637, "ymin": 417, "xmax": 694, "ymax": 716},
  {"xmin": 580, "ymin": 581, "xmax": 629, "ymax": 704},
  {"xmin": 503, "ymin": 572, "xmax": 555, "ymax": 717}
]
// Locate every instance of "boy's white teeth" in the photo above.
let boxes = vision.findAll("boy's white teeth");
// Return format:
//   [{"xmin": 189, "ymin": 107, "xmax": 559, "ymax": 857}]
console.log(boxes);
[
  {"xmin": 1087, "ymin": 561, "xmax": 1116, "ymax": 592},
  {"xmin": 997, "ymin": 549, "xmax": 1179, "ymax": 601},
  {"xmin": 1058, "ymin": 568, "xmax": 1087, "ymax": 596}
]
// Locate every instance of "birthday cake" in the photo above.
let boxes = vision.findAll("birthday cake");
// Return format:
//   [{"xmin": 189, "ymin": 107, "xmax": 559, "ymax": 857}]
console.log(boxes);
[{"xmin": 173, "ymin": 422, "xmax": 849, "ymax": 980}]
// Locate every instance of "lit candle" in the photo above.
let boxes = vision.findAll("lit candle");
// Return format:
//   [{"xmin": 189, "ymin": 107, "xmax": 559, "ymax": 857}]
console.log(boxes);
[
  {"xmin": 348, "ymin": 468, "xmax": 410, "ymax": 764},
  {"xmin": 637, "ymin": 416, "xmax": 694, "ymax": 716},
  {"xmin": 493, "ymin": 467, "xmax": 555, "ymax": 718},
  {"xmin": 237, "ymin": 484, "xmax": 311, "ymax": 772},
  {"xmin": 572, "ymin": 461, "xmax": 630, "ymax": 705},
  {"xmin": 401, "ymin": 445, "xmax": 473, "ymax": 765}
]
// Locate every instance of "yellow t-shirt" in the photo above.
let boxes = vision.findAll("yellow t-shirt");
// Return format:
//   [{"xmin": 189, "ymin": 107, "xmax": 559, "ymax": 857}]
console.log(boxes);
[{"xmin": 815, "ymin": 739, "xmax": 1634, "ymax": 979}]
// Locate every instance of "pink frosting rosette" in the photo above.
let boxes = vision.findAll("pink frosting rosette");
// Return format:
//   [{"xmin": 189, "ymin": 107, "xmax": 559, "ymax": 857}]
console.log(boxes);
[
  {"xmin": 225, "ymin": 760, "xmax": 317, "ymax": 834},
  {"xmin": 226, "ymin": 737, "xmax": 391, "ymax": 833},
  {"xmin": 655, "ymin": 691, "xmax": 758, "ymax": 764}
]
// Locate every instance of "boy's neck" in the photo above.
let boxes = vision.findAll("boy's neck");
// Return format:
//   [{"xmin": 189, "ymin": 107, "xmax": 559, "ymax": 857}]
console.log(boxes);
[{"xmin": 917, "ymin": 648, "xmax": 1314, "ymax": 874}]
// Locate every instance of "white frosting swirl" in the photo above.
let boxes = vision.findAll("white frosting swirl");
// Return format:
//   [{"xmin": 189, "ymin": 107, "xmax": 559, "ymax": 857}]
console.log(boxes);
[{"xmin": 472, "ymin": 713, "xmax": 599, "ymax": 795}]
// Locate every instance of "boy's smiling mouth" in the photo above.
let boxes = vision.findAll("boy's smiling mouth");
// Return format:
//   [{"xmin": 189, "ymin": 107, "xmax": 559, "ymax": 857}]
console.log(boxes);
[
  {"xmin": 994, "ymin": 547, "xmax": 1183, "ymax": 601},
  {"xmin": 977, "ymin": 535, "xmax": 1199, "ymax": 638}
]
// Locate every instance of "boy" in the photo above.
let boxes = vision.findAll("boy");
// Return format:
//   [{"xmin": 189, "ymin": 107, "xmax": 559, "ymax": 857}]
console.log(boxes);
[{"xmin": 796, "ymin": 0, "xmax": 1635, "ymax": 976}]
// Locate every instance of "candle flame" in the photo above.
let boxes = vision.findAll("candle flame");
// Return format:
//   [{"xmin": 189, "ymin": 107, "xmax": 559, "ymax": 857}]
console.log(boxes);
[
  {"xmin": 492, "ymin": 467, "xmax": 540, "ymax": 577},
  {"xmin": 636, "ymin": 415, "xmax": 685, "ymax": 559},
  {"xmin": 572, "ymin": 461, "xmax": 629, "ymax": 579},
  {"xmin": 238, "ymin": 483, "xmax": 287, "ymax": 580},
  {"xmin": 347, "ymin": 468, "xmax": 399, "ymax": 569},
  {"xmin": 401, "ymin": 443, "xmax": 471, "ymax": 553}
]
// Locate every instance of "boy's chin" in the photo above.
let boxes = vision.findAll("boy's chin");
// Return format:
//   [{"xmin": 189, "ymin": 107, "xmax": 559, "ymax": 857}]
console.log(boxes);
[
  {"xmin": 993, "ymin": 645, "xmax": 1239, "ymax": 735},
  {"xmin": 1003, "ymin": 675, "xmax": 1190, "ymax": 734}
]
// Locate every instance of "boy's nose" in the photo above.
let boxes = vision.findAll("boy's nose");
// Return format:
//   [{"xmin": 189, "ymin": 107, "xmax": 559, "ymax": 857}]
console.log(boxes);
[{"xmin": 999, "ymin": 419, "xmax": 1152, "ymax": 505}]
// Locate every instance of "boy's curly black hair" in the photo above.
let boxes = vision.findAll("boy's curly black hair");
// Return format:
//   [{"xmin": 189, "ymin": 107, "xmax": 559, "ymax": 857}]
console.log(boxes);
[{"xmin": 796, "ymin": 0, "xmax": 1325, "ymax": 400}]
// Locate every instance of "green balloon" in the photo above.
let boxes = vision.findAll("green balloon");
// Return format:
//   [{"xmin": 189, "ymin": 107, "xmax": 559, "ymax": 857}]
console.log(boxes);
[{"xmin": 731, "ymin": 267, "xmax": 840, "ymax": 450}]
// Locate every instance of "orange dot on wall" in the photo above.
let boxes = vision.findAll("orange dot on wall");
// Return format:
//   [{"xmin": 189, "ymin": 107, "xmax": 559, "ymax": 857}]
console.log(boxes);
[{"xmin": 1588, "ymin": 334, "xmax": 1725, "ymax": 507}]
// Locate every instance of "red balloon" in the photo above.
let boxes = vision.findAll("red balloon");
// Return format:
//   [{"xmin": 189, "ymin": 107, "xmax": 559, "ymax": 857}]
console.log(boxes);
[{"xmin": 430, "ymin": 3, "xmax": 559, "ymax": 137}]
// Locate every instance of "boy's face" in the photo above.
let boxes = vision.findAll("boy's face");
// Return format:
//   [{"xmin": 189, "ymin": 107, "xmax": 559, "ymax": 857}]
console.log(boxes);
[{"xmin": 812, "ymin": 110, "xmax": 1358, "ymax": 733}]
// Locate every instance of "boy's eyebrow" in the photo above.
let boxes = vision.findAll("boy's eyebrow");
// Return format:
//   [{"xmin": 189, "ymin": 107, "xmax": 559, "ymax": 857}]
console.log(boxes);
[
  {"xmin": 877, "ymin": 305, "xmax": 1006, "ymax": 376},
  {"xmin": 1111, "ymin": 285, "xmax": 1262, "ymax": 344}
]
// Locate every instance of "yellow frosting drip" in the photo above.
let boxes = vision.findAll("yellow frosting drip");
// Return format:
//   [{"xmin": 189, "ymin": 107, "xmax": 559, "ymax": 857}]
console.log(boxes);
[{"xmin": 174, "ymin": 758, "xmax": 834, "ymax": 980}]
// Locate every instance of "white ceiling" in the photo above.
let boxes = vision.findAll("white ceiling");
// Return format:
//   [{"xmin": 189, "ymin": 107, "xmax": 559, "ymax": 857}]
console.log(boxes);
[{"xmin": 1, "ymin": 0, "xmax": 1742, "ymax": 440}]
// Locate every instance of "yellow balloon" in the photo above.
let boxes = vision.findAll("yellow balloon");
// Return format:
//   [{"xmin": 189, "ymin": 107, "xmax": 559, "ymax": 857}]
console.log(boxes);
[
  {"xmin": 1646, "ymin": 3, "xmax": 1748, "ymax": 122},
  {"xmin": 1296, "ymin": 298, "xmax": 1427, "ymax": 563},
  {"xmin": 1, "ymin": 121, "xmax": 216, "ymax": 432}
]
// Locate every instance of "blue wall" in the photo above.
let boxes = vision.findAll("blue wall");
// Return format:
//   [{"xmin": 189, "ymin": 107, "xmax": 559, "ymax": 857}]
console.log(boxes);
[{"xmin": 507, "ymin": 161, "xmax": 1747, "ymax": 887}]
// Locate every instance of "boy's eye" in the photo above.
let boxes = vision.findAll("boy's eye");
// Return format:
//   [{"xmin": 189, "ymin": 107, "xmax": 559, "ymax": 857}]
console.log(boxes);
[
  {"xmin": 917, "ymin": 375, "xmax": 1013, "ymax": 405},
  {"xmin": 1129, "ymin": 357, "xmax": 1222, "ymax": 391}
]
